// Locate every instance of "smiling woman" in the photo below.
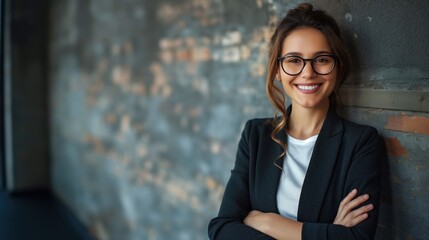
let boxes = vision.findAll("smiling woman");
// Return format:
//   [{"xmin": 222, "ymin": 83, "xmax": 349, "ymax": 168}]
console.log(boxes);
[
  {"xmin": 277, "ymin": 28, "xmax": 337, "ymax": 113},
  {"xmin": 208, "ymin": 3, "xmax": 386, "ymax": 240}
]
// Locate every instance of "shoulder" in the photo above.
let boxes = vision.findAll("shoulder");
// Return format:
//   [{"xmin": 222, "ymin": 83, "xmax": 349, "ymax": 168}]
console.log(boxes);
[
  {"xmin": 245, "ymin": 117, "xmax": 272, "ymax": 128},
  {"xmin": 239, "ymin": 118, "xmax": 275, "ymax": 143},
  {"xmin": 242, "ymin": 117, "xmax": 273, "ymax": 134},
  {"xmin": 341, "ymin": 118, "xmax": 379, "ymax": 138},
  {"xmin": 338, "ymin": 117, "xmax": 381, "ymax": 150}
]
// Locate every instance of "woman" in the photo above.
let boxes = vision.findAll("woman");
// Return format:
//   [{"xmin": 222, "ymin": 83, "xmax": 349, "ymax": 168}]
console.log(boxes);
[{"xmin": 208, "ymin": 3, "xmax": 385, "ymax": 240}]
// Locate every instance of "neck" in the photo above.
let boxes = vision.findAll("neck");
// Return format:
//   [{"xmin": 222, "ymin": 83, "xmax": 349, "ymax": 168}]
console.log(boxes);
[{"xmin": 287, "ymin": 101, "xmax": 329, "ymax": 140}]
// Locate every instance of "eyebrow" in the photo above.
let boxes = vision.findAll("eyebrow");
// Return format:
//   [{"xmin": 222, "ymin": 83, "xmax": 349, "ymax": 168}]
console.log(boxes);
[{"xmin": 283, "ymin": 51, "xmax": 332, "ymax": 57}]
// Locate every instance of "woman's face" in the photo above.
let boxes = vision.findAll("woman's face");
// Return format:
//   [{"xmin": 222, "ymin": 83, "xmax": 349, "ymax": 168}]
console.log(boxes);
[{"xmin": 277, "ymin": 27, "xmax": 337, "ymax": 111}]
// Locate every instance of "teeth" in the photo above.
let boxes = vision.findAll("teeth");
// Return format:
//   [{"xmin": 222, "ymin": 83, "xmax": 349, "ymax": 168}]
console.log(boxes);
[{"xmin": 297, "ymin": 85, "xmax": 319, "ymax": 91}]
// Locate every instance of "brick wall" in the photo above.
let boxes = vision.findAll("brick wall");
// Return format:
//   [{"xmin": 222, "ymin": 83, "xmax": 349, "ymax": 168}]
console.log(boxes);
[{"xmin": 49, "ymin": 0, "xmax": 429, "ymax": 239}]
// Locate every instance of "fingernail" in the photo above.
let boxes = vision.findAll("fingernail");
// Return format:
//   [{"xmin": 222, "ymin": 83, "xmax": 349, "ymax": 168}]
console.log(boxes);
[
  {"xmin": 352, "ymin": 189, "xmax": 357, "ymax": 193},
  {"xmin": 367, "ymin": 204, "xmax": 373, "ymax": 209}
]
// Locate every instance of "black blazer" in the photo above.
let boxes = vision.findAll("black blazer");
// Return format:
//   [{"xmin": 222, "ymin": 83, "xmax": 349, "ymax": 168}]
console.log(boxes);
[{"xmin": 208, "ymin": 108, "xmax": 385, "ymax": 240}]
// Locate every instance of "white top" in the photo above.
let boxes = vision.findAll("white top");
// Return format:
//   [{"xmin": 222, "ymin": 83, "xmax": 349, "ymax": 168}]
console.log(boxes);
[{"xmin": 276, "ymin": 134, "xmax": 318, "ymax": 220}]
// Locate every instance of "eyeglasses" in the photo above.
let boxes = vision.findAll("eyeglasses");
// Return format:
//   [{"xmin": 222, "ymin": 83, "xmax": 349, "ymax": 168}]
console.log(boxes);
[{"xmin": 277, "ymin": 54, "xmax": 337, "ymax": 76}]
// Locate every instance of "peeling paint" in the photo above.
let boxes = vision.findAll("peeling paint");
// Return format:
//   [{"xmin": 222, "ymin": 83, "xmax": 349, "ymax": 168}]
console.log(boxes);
[{"xmin": 345, "ymin": 13, "xmax": 353, "ymax": 22}]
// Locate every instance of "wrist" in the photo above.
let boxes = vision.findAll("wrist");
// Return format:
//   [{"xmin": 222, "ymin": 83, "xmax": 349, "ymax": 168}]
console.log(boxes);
[{"xmin": 261, "ymin": 213, "xmax": 277, "ymax": 235}]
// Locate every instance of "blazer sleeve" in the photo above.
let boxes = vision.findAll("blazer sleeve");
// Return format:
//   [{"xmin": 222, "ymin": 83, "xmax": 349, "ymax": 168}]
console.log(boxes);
[
  {"xmin": 302, "ymin": 127, "xmax": 385, "ymax": 240},
  {"xmin": 208, "ymin": 120, "xmax": 274, "ymax": 240}
]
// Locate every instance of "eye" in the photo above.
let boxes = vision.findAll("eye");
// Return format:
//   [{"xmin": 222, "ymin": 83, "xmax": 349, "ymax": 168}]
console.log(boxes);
[
  {"xmin": 286, "ymin": 57, "xmax": 302, "ymax": 64},
  {"xmin": 313, "ymin": 56, "xmax": 334, "ymax": 64},
  {"xmin": 315, "ymin": 57, "xmax": 329, "ymax": 62}
]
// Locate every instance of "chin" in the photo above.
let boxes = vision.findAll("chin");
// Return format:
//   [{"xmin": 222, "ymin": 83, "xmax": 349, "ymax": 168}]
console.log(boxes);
[
  {"xmin": 295, "ymin": 98, "xmax": 328, "ymax": 109},
  {"xmin": 300, "ymin": 103, "xmax": 321, "ymax": 109}
]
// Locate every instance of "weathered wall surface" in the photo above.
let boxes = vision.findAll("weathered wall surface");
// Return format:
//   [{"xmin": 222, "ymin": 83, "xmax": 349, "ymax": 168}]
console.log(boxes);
[{"xmin": 49, "ymin": 0, "xmax": 429, "ymax": 239}]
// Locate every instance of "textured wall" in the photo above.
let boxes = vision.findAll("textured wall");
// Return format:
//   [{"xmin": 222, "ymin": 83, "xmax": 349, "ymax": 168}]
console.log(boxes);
[
  {"xmin": 49, "ymin": 0, "xmax": 429, "ymax": 240},
  {"xmin": 342, "ymin": 107, "xmax": 429, "ymax": 240}
]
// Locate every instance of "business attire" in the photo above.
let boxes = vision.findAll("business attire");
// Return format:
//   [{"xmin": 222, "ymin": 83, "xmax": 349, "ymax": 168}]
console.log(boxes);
[{"xmin": 208, "ymin": 107, "xmax": 385, "ymax": 240}]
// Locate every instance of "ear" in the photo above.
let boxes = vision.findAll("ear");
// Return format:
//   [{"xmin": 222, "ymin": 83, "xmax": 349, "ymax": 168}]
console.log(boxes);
[{"xmin": 275, "ymin": 70, "xmax": 281, "ymax": 82}]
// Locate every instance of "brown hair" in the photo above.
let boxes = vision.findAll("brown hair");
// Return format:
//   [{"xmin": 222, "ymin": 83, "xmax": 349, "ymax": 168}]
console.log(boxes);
[{"xmin": 266, "ymin": 3, "xmax": 351, "ymax": 167}]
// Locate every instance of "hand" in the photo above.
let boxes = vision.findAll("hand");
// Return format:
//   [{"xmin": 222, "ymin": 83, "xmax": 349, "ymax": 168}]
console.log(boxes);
[{"xmin": 333, "ymin": 189, "xmax": 374, "ymax": 227}]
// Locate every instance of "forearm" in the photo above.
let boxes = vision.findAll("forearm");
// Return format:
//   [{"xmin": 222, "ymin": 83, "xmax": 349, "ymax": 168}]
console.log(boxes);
[
  {"xmin": 302, "ymin": 222, "xmax": 375, "ymax": 240},
  {"xmin": 244, "ymin": 211, "xmax": 302, "ymax": 240},
  {"xmin": 209, "ymin": 217, "xmax": 274, "ymax": 240},
  {"xmin": 264, "ymin": 213, "xmax": 303, "ymax": 240},
  {"xmin": 255, "ymin": 214, "xmax": 374, "ymax": 240},
  {"xmin": 244, "ymin": 210, "xmax": 374, "ymax": 240}
]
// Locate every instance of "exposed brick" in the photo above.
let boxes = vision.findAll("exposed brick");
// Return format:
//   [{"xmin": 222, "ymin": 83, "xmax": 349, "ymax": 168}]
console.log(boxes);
[
  {"xmin": 240, "ymin": 45, "xmax": 251, "ymax": 60},
  {"xmin": 159, "ymin": 50, "xmax": 174, "ymax": 63},
  {"xmin": 385, "ymin": 114, "xmax": 429, "ymax": 135},
  {"xmin": 262, "ymin": 26, "xmax": 274, "ymax": 42},
  {"xmin": 221, "ymin": 31, "xmax": 242, "ymax": 46},
  {"xmin": 176, "ymin": 48, "xmax": 192, "ymax": 61},
  {"xmin": 112, "ymin": 65, "xmax": 131, "ymax": 85},
  {"xmin": 250, "ymin": 62, "xmax": 266, "ymax": 77},
  {"xmin": 130, "ymin": 82, "xmax": 146, "ymax": 95},
  {"xmin": 384, "ymin": 137, "xmax": 409, "ymax": 160},
  {"xmin": 185, "ymin": 37, "xmax": 196, "ymax": 47},
  {"xmin": 150, "ymin": 63, "xmax": 171, "ymax": 97},
  {"xmin": 159, "ymin": 38, "xmax": 172, "ymax": 49},
  {"xmin": 192, "ymin": 47, "xmax": 211, "ymax": 61},
  {"xmin": 222, "ymin": 47, "xmax": 241, "ymax": 62}
]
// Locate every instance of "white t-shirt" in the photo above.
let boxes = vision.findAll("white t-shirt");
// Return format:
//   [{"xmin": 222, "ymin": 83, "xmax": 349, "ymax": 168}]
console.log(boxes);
[{"xmin": 276, "ymin": 134, "xmax": 318, "ymax": 220}]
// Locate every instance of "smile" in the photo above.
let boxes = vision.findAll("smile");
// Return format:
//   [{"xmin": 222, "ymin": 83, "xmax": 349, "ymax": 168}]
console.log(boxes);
[{"xmin": 296, "ymin": 84, "xmax": 321, "ymax": 91}]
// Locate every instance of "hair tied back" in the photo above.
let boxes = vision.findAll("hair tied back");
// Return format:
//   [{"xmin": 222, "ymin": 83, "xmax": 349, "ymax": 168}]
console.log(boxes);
[{"xmin": 297, "ymin": 3, "xmax": 313, "ymax": 11}]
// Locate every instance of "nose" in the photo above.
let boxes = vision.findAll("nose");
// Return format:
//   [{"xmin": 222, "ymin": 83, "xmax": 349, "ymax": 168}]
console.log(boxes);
[{"xmin": 301, "ymin": 61, "xmax": 316, "ymax": 78}]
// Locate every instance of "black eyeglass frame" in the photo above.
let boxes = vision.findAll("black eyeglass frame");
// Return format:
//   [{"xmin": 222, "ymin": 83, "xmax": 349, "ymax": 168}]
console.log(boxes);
[{"xmin": 277, "ymin": 54, "xmax": 338, "ymax": 76}]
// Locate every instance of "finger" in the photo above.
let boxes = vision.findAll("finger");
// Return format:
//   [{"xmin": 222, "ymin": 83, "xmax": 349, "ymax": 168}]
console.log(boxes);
[
  {"xmin": 337, "ymin": 191, "xmax": 370, "ymax": 223},
  {"xmin": 341, "ymin": 204, "xmax": 373, "ymax": 227},
  {"xmin": 343, "ymin": 194, "xmax": 370, "ymax": 213},
  {"xmin": 336, "ymin": 189, "xmax": 358, "ymax": 219},
  {"xmin": 339, "ymin": 189, "xmax": 358, "ymax": 209},
  {"xmin": 350, "ymin": 204, "xmax": 374, "ymax": 218},
  {"xmin": 347, "ymin": 212, "xmax": 369, "ymax": 227}
]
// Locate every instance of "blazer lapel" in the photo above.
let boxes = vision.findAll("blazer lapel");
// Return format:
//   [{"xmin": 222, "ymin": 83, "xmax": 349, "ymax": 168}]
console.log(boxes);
[{"xmin": 297, "ymin": 108, "xmax": 344, "ymax": 222}]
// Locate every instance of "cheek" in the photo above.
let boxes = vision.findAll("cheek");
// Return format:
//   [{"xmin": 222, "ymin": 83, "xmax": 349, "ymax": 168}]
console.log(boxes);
[
  {"xmin": 329, "ymin": 76, "xmax": 337, "ymax": 86},
  {"xmin": 278, "ymin": 71, "xmax": 294, "ymax": 83},
  {"xmin": 327, "ymin": 76, "xmax": 338, "ymax": 94},
  {"xmin": 327, "ymin": 71, "xmax": 338, "ymax": 86}
]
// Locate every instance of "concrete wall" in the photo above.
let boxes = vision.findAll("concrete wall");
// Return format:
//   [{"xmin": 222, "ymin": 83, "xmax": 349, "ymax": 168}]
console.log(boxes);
[{"xmin": 49, "ymin": 0, "xmax": 429, "ymax": 239}]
